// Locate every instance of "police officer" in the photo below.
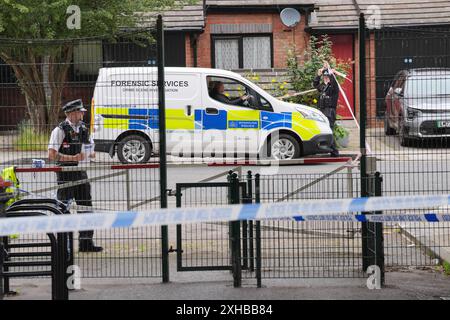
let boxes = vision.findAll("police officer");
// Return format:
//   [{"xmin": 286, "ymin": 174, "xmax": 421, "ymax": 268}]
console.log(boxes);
[
  {"xmin": 48, "ymin": 99, "xmax": 103, "ymax": 252},
  {"xmin": 313, "ymin": 62, "xmax": 340, "ymax": 157}
]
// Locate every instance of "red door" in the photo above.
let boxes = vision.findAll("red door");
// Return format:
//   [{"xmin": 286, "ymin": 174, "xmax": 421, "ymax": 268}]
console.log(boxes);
[{"xmin": 329, "ymin": 35, "xmax": 354, "ymax": 120}]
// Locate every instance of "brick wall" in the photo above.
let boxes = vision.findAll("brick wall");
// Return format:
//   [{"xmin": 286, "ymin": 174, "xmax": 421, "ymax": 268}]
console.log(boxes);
[
  {"xmin": 354, "ymin": 33, "xmax": 379, "ymax": 128},
  {"xmin": 186, "ymin": 34, "xmax": 194, "ymax": 67},
  {"xmin": 192, "ymin": 12, "xmax": 309, "ymax": 69}
]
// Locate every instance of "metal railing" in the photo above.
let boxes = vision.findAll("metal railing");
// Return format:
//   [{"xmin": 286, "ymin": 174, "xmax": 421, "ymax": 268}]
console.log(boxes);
[
  {"xmin": 11, "ymin": 164, "xmax": 164, "ymax": 279},
  {"xmin": 2, "ymin": 199, "xmax": 71, "ymax": 300},
  {"xmin": 172, "ymin": 166, "xmax": 385, "ymax": 286}
]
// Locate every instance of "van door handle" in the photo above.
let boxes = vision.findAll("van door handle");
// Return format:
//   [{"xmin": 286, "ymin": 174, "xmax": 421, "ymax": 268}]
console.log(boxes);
[
  {"xmin": 186, "ymin": 105, "xmax": 192, "ymax": 116},
  {"xmin": 205, "ymin": 107, "xmax": 219, "ymax": 115}
]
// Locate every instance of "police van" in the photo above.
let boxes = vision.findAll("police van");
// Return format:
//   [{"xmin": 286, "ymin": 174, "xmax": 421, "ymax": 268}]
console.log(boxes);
[{"xmin": 91, "ymin": 67, "xmax": 333, "ymax": 163}]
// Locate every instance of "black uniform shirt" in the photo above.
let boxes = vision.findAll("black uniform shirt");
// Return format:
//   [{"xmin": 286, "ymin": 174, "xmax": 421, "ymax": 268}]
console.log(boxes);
[{"xmin": 313, "ymin": 74, "xmax": 340, "ymax": 110}]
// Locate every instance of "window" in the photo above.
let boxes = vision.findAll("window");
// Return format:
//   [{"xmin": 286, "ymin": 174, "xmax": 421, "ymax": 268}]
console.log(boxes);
[
  {"xmin": 213, "ymin": 35, "xmax": 272, "ymax": 70},
  {"xmin": 406, "ymin": 75, "xmax": 450, "ymax": 98},
  {"xmin": 214, "ymin": 39, "xmax": 240, "ymax": 70},
  {"xmin": 259, "ymin": 95, "xmax": 272, "ymax": 112},
  {"xmin": 243, "ymin": 37, "xmax": 271, "ymax": 69},
  {"xmin": 207, "ymin": 76, "xmax": 272, "ymax": 111}
]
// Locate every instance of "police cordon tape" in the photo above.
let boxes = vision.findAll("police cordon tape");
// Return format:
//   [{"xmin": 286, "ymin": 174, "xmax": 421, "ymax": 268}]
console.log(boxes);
[{"xmin": 1, "ymin": 194, "xmax": 450, "ymax": 236}]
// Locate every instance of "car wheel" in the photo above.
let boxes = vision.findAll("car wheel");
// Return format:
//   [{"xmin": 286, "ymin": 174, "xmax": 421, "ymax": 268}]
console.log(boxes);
[
  {"xmin": 117, "ymin": 135, "xmax": 152, "ymax": 164},
  {"xmin": 268, "ymin": 134, "xmax": 301, "ymax": 160},
  {"xmin": 399, "ymin": 121, "xmax": 410, "ymax": 147},
  {"xmin": 384, "ymin": 114, "xmax": 396, "ymax": 136}
]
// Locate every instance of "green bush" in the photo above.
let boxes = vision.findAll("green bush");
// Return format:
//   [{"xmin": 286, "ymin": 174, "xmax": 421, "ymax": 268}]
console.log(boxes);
[
  {"xmin": 333, "ymin": 123, "xmax": 349, "ymax": 140},
  {"xmin": 443, "ymin": 261, "xmax": 450, "ymax": 275},
  {"xmin": 333, "ymin": 122, "xmax": 350, "ymax": 149},
  {"xmin": 286, "ymin": 35, "xmax": 352, "ymax": 108},
  {"xmin": 15, "ymin": 121, "xmax": 50, "ymax": 151}
]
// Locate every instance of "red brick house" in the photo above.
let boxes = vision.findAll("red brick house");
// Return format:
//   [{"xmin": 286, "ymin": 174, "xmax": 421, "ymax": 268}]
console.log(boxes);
[{"xmin": 187, "ymin": 1, "xmax": 314, "ymax": 70}]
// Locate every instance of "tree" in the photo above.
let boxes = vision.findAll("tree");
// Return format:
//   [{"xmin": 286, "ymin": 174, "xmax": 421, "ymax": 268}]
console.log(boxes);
[{"xmin": 0, "ymin": 0, "xmax": 190, "ymax": 133}]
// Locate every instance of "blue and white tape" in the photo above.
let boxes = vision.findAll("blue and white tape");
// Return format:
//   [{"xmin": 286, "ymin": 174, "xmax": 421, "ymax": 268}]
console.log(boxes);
[{"xmin": 1, "ymin": 194, "xmax": 450, "ymax": 236}]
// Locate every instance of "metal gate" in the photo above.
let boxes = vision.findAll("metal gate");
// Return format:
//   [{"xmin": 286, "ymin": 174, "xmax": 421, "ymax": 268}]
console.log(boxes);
[
  {"xmin": 173, "ymin": 169, "xmax": 384, "ymax": 286},
  {"xmin": 174, "ymin": 174, "xmax": 255, "ymax": 287}
]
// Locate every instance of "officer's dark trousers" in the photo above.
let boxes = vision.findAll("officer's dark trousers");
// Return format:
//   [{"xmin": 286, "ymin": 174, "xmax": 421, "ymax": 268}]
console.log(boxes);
[
  {"xmin": 56, "ymin": 171, "xmax": 94, "ymax": 244},
  {"xmin": 320, "ymin": 107, "xmax": 339, "ymax": 156}
]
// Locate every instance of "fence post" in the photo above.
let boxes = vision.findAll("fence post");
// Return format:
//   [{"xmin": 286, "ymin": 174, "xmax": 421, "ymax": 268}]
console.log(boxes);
[
  {"xmin": 175, "ymin": 185, "xmax": 183, "ymax": 271},
  {"xmin": 359, "ymin": 12, "xmax": 367, "ymax": 180},
  {"xmin": 229, "ymin": 173, "xmax": 241, "ymax": 288},
  {"xmin": 362, "ymin": 171, "xmax": 385, "ymax": 283},
  {"xmin": 55, "ymin": 233, "xmax": 69, "ymax": 300},
  {"xmin": 241, "ymin": 180, "xmax": 249, "ymax": 271},
  {"xmin": 0, "ymin": 204, "xmax": 5, "ymax": 300},
  {"xmin": 247, "ymin": 171, "xmax": 255, "ymax": 272},
  {"xmin": 358, "ymin": 12, "xmax": 370, "ymax": 273},
  {"xmin": 362, "ymin": 156, "xmax": 377, "ymax": 271},
  {"xmin": 157, "ymin": 14, "xmax": 170, "ymax": 284},
  {"xmin": 374, "ymin": 172, "xmax": 385, "ymax": 285},
  {"xmin": 0, "ymin": 240, "xmax": 3, "ymax": 300},
  {"xmin": 254, "ymin": 173, "xmax": 262, "ymax": 288},
  {"xmin": 0, "ymin": 180, "xmax": 12, "ymax": 300}
]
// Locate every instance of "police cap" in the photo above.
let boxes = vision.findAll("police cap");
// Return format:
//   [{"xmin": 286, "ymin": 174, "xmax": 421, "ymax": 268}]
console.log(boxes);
[{"xmin": 62, "ymin": 99, "xmax": 87, "ymax": 113}]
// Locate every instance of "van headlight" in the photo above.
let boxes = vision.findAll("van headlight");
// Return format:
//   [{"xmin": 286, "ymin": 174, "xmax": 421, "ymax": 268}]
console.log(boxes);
[{"xmin": 296, "ymin": 107, "xmax": 327, "ymax": 123}]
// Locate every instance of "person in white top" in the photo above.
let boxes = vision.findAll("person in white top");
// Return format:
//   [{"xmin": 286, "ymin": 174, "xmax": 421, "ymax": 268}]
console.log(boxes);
[{"xmin": 48, "ymin": 99, "xmax": 102, "ymax": 253}]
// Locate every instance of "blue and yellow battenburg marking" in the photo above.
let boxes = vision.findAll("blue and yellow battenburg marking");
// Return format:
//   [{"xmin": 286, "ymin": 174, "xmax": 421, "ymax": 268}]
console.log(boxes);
[{"xmin": 96, "ymin": 107, "xmax": 321, "ymax": 139}]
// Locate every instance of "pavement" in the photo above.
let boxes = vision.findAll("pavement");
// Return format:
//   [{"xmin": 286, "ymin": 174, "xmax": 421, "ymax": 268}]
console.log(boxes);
[
  {"xmin": 338, "ymin": 119, "xmax": 360, "ymax": 152},
  {"xmin": 398, "ymin": 222, "xmax": 450, "ymax": 264},
  {"xmin": 3, "ymin": 267, "xmax": 450, "ymax": 300}
]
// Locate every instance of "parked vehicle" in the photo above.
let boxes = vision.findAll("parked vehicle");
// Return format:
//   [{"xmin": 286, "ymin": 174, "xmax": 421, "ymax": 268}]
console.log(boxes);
[
  {"xmin": 91, "ymin": 67, "xmax": 333, "ymax": 163},
  {"xmin": 384, "ymin": 68, "xmax": 450, "ymax": 146}
]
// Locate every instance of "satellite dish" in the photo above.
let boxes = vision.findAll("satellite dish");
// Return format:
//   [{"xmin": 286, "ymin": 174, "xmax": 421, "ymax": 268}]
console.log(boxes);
[{"xmin": 280, "ymin": 8, "xmax": 301, "ymax": 28}]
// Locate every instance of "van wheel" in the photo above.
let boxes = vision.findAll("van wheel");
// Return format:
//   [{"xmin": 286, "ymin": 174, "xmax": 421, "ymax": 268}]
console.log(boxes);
[
  {"xmin": 117, "ymin": 135, "xmax": 152, "ymax": 164},
  {"xmin": 268, "ymin": 134, "xmax": 301, "ymax": 160}
]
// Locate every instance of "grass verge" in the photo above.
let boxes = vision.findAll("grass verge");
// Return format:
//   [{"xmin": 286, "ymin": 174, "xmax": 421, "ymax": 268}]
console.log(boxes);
[{"xmin": 15, "ymin": 122, "xmax": 49, "ymax": 151}]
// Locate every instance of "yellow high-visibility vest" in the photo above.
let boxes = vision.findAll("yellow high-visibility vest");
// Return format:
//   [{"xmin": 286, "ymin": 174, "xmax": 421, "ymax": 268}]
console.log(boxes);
[{"xmin": 1, "ymin": 166, "xmax": 21, "ymax": 207}]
